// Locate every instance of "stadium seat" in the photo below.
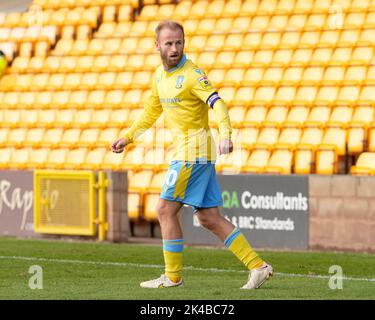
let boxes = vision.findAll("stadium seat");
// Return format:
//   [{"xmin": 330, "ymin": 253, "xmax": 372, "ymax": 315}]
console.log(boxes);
[
  {"xmin": 80, "ymin": 128, "xmax": 100, "ymax": 148},
  {"xmin": 83, "ymin": 148, "xmax": 106, "ymax": 169},
  {"xmin": 59, "ymin": 128, "xmax": 81, "ymax": 148},
  {"xmin": 239, "ymin": 127, "xmax": 259, "ymax": 149},
  {"xmin": 315, "ymin": 147, "xmax": 338, "ymax": 174},
  {"xmin": 305, "ymin": 106, "xmax": 331, "ymax": 127},
  {"xmin": 319, "ymin": 127, "xmax": 347, "ymax": 156},
  {"xmin": 264, "ymin": 106, "xmax": 288, "ymax": 125},
  {"xmin": 40, "ymin": 128, "xmax": 64, "ymax": 148},
  {"xmin": 255, "ymin": 126, "xmax": 280, "ymax": 148},
  {"xmin": 264, "ymin": 148, "xmax": 294, "ymax": 174},
  {"xmin": 63, "ymin": 148, "xmax": 87, "ymax": 169},
  {"xmin": 327, "ymin": 106, "xmax": 353, "ymax": 126},
  {"xmin": 350, "ymin": 152, "xmax": 375, "ymax": 175},
  {"xmin": 26, "ymin": 148, "xmax": 49, "ymax": 169},
  {"xmin": 7, "ymin": 148, "xmax": 29, "ymax": 170},
  {"xmin": 243, "ymin": 106, "xmax": 267, "ymax": 126},
  {"xmin": 243, "ymin": 148, "xmax": 271, "ymax": 173},
  {"xmin": 276, "ymin": 127, "xmax": 302, "ymax": 148}
]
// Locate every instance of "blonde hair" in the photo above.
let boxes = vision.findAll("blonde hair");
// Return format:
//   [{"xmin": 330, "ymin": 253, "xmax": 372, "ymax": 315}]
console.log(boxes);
[{"xmin": 155, "ymin": 20, "xmax": 184, "ymax": 39}]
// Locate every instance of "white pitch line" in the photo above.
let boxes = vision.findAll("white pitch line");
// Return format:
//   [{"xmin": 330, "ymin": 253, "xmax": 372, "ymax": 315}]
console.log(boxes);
[{"xmin": 0, "ymin": 255, "xmax": 374, "ymax": 283}]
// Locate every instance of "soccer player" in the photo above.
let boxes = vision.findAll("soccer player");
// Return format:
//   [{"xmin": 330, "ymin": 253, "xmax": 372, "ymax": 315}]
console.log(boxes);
[{"xmin": 111, "ymin": 21, "xmax": 273, "ymax": 289}]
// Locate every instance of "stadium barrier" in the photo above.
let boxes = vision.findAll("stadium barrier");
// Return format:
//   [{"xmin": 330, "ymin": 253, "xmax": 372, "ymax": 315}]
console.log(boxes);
[{"xmin": 0, "ymin": 170, "xmax": 130, "ymax": 242}]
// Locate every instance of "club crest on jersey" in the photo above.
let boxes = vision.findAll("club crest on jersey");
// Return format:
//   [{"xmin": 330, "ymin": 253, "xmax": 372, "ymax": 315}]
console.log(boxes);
[
  {"xmin": 194, "ymin": 69, "xmax": 204, "ymax": 75},
  {"xmin": 198, "ymin": 75, "xmax": 212, "ymax": 89},
  {"xmin": 175, "ymin": 75, "xmax": 185, "ymax": 89}
]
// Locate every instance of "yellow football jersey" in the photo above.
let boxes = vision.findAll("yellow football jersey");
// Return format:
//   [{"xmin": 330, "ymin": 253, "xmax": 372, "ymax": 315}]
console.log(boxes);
[{"xmin": 123, "ymin": 54, "xmax": 232, "ymax": 162}]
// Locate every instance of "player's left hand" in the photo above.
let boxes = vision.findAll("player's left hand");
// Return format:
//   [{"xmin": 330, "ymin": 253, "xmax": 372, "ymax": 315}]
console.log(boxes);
[{"xmin": 219, "ymin": 139, "xmax": 233, "ymax": 155}]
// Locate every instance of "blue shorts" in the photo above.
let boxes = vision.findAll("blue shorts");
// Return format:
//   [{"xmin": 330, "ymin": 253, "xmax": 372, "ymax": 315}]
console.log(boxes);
[{"xmin": 160, "ymin": 160, "xmax": 223, "ymax": 212}]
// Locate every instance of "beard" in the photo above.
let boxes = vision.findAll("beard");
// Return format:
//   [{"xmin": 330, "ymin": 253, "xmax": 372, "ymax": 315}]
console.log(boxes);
[{"xmin": 160, "ymin": 50, "xmax": 183, "ymax": 68}]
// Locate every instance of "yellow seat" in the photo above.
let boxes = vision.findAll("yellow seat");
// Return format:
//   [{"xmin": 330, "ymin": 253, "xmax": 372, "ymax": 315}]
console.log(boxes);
[
  {"xmin": 119, "ymin": 38, "xmax": 138, "ymax": 54},
  {"xmin": 38, "ymin": 109, "xmax": 56, "ymax": 128},
  {"xmin": 59, "ymin": 128, "xmax": 81, "ymax": 148},
  {"xmin": 19, "ymin": 109, "xmax": 39, "ymax": 128},
  {"xmin": 227, "ymin": 106, "xmax": 246, "ymax": 127},
  {"xmin": 97, "ymin": 72, "xmax": 117, "ymax": 90},
  {"xmin": 207, "ymin": 69, "xmax": 225, "ymax": 88},
  {"xmin": 45, "ymin": 148, "xmax": 68, "ymax": 169},
  {"xmin": 26, "ymin": 148, "xmax": 49, "ymax": 169},
  {"xmin": 126, "ymin": 54, "xmax": 145, "ymax": 71},
  {"xmin": 197, "ymin": 52, "xmax": 217, "ymax": 70},
  {"xmin": 222, "ymin": 69, "xmax": 243, "ymax": 87},
  {"xmin": 174, "ymin": 1, "xmax": 192, "ymax": 20},
  {"xmin": 143, "ymin": 193, "xmax": 160, "ymax": 222},
  {"xmin": 83, "ymin": 148, "xmax": 106, "ymax": 170},
  {"xmin": 206, "ymin": 34, "xmax": 225, "ymax": 51},
  {"xmin": 80, "ymin": 128, "xmax": 100, "ymax": 148},
  {"xmin": 239, "ymin": 127, "xmax": 259, "ymax": 149},
  {"xmin": 8, "ymin": 148, "xmax": 30, "ymax": 170},
  {"xmin": 80, "ymin": 73, "xmax": 98, "ymax": 90},
  {"xmin": 367, "ymin": 126, "xmax": 375, "ymax": 152},
  {"xmin": 72, "ymin": 109, "xmax": 93, "ymax": 128},
  {"xmin": 276, "ymin": 127, "xmax": 302, "ymax": 148},
  {"xmin": 358, "ymin": 86, "xmax": 375, "ymax": 105},
  {"xmin": 122, "ymin": 146, "xmax": 145, "ymax": 170},
  {"xmin": 46, "ymin": 73, "xmax": 64, "ymax": 91},
  {"xmin": 63, "ymin": 148, "xmax": 88, "ymax": 169},
  {"xmin": 322, "ymin": 67, "xmax": 345, "ymax": 86},
  {"xmin": 269, "ymin": 13, "xmax": 288, "ymax": 28},
  {"xmin": 284, "ymin": 106, "xmax": 309, "ymax": 126},
  {"xmin": 75, "ymin": 56, "xmax": 94, "ymax": 72},
  {"xmin": 91, "ymin": 109, "xmax": 111, "ymax": 128},
  {"xmin": 241, "ymin": 67, "xmax": 264, "ymax": 86},
  {"xmin": 327, "ymin": 106, "xmax": 353, "ymax": 126},
  {"xmin": 232, "ymin": 87, "xmax": 255, "ymax": 107},
  {"xmin": 112, "ymin": 72, "xmax": 133, "ymax": 90},
  {"xmin": 301, "ymin": 66, "xmax": 323, "ymax": 85},
  {"xmin": 10, "ymin": 56, "xmax": 29, "ymax": 73},
  {"xmin": 305, "ymin": 106, "xmax": 331, "ymax": 127},
  {"xmin": 59, "ymin": 56, "xmax": 77, "ymax": 73},
  {"xmin": 118, "ymin": 4, "xmax": 132, "ymax": 22},
  {"xmin": 2, "ymin": 109, "xmax": 20, "ymax": 128},
  {"xmin": 264, "ymin": 106, "xmax": 288, "ymax": 126},
  {"xmin": 310, "ymin": 48, "xmax": 332, "ymax": 65},
  {"xmin": 108, "ymin": 109, "xmax": 130, "ymax": 127},
  {"xmin": 102, "ymin": 90, "xmax": 124, "ymax": 109},
  {"xmin": 43, "ymin": 56, "xmax": 61, "ymax": 72},
  {"xmin": 336, "ymin": 86, "xmax": 361, "ymax": 106},
  {"xmin": 252, "ymin": 86, "xmax": 276, "ymax": 106},
  {"xmin": 264, "ymin": 149, "xmax": 294, "ymax": 174},
  {"xmin": 243, "ymin": 106, "xmax": 266, "ymax": 126},
  {"xmin": 187, "ymin": 35, "xmax": 207, "ymax": 53},
  {"xmin": 315, "ymin": 147, "xmax": 338, "ymax": 174},
  {"xmin": 219, "ymin": 149, "xmax": 249, "ymax": 173},
  {"xmin": 294, "ymin": 148, "xmax": 314, "ymax": 174},
  {"xmin": 351, "ymin": 47, "xmax": 373, "ymax": 64},
  {"xmin": 62, "ymin": 73, "xmax": 81, "ymax": 90},
  {"xmin": 319, "ymin": 127, "xmax": 347, "ymax": 156},
  {"xmin": 7, "ymin": 128, "xmax": 27, "ymax": 148},
  {"xmin": 293, "ymin": 86, "xmax": 318, "ymax": 106},
  {"xmin": 253, "ymin": 49, "xmax": 274, "ymax": 67},
  {"xmin": 183, "ymin": 19, "xmax": 199, "ymax": 36},
  {"xmin": 358, "ymin": 29, "xmax": 375, "ymax": 46},
  {"xmin": 0, "ymin": 147, "xmax": 12, "ymax": 169},
  {"xmin": 350, "ymin": 152, "xmax": 375, "ymax": 175},
  {"xmin": 243, "ymin": 148, "xmax": 271, "ymax": 173},
  {"xmin": 97, "ymin": 128, "xmax": 119, "ymax": 148},
  {"xmin": 255, "ymin": 126, "xmax": 280, "ymax": 148},
  {"xmin": 102, "ymin": 150, "xmax": 125, "ymax": 171},
  {"xmin": 224, "ymin": 34, "xmax": 244, "ymax": 52},
  {"xmin": 86, "ymin": 90, "xmax": 106, "ymax": 108},
  {"xmin": 189, "ymin": 1, "xmax": 208, "ymax": 19}
]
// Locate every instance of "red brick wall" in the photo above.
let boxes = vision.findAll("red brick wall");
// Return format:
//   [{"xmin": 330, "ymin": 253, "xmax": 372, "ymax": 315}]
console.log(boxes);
[{"xmin": 309, "ymin": 176, "xmax": 375, "ymax": 252}]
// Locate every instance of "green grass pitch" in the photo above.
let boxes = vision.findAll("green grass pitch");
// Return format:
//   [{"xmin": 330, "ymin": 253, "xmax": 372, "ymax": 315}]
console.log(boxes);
[{"xmin": 0, "ymin": 237, "xmax": 374, "ymax": 300}]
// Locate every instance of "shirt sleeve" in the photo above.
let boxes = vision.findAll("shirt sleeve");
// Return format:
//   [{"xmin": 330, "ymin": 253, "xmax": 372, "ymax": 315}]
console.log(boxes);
[
  {"xmin": 123, "ymin": 72, "xmax": 163, "ymax": 143},
  {"xmin": 190, "ymin": 68, "xmax": 232, "ymax": 140}
]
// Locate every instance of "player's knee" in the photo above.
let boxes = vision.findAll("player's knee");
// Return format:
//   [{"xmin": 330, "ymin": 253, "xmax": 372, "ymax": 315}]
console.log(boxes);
[
  {"xmin": 197, "ymin": 211, "xmax": 217, "ymax": 230},
  {"xmin": 156, "ymin": 201, "xmax": 173, "ymax": 221}
]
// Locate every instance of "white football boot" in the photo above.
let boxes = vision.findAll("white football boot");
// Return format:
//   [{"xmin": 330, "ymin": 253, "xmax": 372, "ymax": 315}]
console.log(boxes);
[
  {"xmin": 241, "ymin": 263, "xmax": 273, "ymax": 290},
  {"xmin": 140, "ymin": 274, "xmax": 184, "ymax": 289}
]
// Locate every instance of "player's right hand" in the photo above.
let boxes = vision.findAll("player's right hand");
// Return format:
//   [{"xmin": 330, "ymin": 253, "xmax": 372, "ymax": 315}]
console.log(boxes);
[{"xmin": 110, "ymin": 137, "xmax": 130, "ymax": 153}]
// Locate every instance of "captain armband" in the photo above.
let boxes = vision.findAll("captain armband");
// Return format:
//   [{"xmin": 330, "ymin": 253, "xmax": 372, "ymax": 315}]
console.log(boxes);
[{"xmin": 206, "ymin": 92, "xmax": 221, "ymax": 109}]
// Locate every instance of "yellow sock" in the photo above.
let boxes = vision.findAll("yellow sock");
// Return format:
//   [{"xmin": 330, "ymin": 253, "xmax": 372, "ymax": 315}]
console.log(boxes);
[
  {"xmin": 163, "ymin": 239, "xmax": 183, "ymax": 282},
  {"xmin": 224, "ymin": 228, "xmax": 264, "ymax": 270}
]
